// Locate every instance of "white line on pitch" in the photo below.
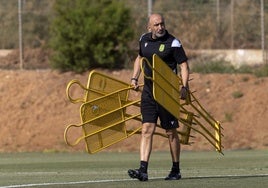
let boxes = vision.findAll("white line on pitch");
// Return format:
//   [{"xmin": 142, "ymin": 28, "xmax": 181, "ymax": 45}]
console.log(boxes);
[
  {"xmin": 0, "ymin": 178, "xmax": 135, "ymax": 188},
  {"xmin": 1, "ymin": 174, "xmax": 267, "ymax": 188}
]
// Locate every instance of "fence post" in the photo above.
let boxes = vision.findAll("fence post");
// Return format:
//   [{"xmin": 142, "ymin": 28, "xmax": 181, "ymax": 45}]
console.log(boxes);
[
  {"xmin": 18, "ymin": 0, "xmax": 23, "ymax": 70},
  {"xmin": 260, "ymin": 0, "xmax": 266, "ymax": 64}
]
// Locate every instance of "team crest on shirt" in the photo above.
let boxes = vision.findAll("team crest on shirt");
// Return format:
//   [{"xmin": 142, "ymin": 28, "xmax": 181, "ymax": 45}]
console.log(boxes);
[{"xmin": 159, "ymin": 44, "xmax": 165, "ymax": 52}]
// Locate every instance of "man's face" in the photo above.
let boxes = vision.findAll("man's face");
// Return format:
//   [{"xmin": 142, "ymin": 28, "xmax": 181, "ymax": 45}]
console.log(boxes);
[{"xmin": 148, "ymin": 15, "xmax": 166, "ymax": 39}]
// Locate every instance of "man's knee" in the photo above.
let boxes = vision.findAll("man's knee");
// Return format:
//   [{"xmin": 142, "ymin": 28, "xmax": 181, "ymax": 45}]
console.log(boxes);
[
  {"xmin": 166, "ymin": 129, "xmax": 179, "ymax": 139},
  {"xmin": 142, "ymin": 123, "xmax": 155, "ymax": 137}
]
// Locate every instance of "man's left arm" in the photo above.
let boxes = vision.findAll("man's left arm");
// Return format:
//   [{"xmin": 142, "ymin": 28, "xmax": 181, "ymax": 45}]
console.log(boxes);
[
  {"xmin": 179, "ymin": 61, "xmax": 189, "ymax": 100},
  {"xmin": 179, "ymin": 61, "xmax": 189, "ymax": 88},
  {"xmin": 171, "ymin": 39, "xmax": 189, "ymax": 98}
]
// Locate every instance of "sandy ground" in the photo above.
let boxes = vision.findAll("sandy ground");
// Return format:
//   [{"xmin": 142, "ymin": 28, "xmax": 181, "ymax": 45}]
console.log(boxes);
[{"xmin": 0, "ymin": 67, "xmax": 267, "ymax": 154}]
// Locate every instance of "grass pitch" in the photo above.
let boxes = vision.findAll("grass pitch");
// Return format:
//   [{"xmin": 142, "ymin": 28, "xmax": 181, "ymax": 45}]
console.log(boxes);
[{"xmin": 0, "ymin": 150, "xmax": 267, "ymax": 188}]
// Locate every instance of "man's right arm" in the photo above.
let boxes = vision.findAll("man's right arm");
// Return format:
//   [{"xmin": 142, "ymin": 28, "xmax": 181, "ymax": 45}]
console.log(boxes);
[{"xmin": 131, "ymin": 55, "xmax": 142, "ymax": 89}]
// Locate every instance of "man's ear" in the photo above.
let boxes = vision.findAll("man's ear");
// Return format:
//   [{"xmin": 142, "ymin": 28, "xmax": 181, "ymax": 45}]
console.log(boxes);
[{"xmin": 148, "ymin": 27, "xmax": 151, "ymax": 32}]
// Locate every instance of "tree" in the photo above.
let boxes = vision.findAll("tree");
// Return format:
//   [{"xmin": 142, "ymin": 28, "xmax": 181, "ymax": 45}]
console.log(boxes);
[{"xmin": 49, "ymin": 0, "xmax": 134, "ymax": 72}]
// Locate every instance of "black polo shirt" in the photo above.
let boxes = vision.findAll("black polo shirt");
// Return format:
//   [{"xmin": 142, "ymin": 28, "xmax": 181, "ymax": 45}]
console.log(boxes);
[{"xmin": 139, "ymin": 30, "xmax": 188, "ymax": 86}]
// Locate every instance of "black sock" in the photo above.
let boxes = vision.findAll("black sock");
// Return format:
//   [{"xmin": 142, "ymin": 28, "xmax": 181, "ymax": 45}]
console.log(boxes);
[
  {"xmin": 172, "ymin": 162, "xmax": 180, "ymax": 172},
  {"xmin": 139, "ymin": 161, "xmax": 148, "ymax": 173}
]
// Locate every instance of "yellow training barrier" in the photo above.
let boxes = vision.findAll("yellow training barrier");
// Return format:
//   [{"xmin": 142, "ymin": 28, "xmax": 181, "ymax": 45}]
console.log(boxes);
[
  {"xmin": 140, "ymin": 54, "xmax": 223, "ymax": 154},
  {"xmin": 64, "ymin": 70, "xmax": 195, "ymax": 153},
  {"xmin": 64, "ymin": 71, "xmax": 143, "ymax": 154},
  {"xmin": 64, "ymin": 55, "xmax": 223, "ymax": 154}
]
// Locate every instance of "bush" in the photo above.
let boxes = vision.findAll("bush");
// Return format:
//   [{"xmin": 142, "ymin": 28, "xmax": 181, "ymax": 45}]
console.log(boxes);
[
  {"xmin": 232, "ymin": 91, "xmax": 244, "ymax": 99},
  {"xmin": 191, "ymin": 57, "xmax": 268, "ymax": 77},
  {"xmin": 253, "ymin": 64, "xmax": 268, "ymax": 77},
  {"xmin": 191, "ymin": 60, "xmax": 236, "ymax": 74},
  {"xmin": 49, "ymin": 0, "xmax": 134, "ymax": 73}
]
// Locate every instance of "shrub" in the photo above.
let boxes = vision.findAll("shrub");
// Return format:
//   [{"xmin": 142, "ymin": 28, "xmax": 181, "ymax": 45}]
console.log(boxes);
[
  {"xmin": 253, "ymin": 64, "xmax": 268, "ymax": 77},
  {"xmin": 191, "ymin": 57, "xmax": 268, "ymax": 77},
  {"xmin": 224, "ymin": 112, "xmax": 233, "ymax": 122},
  {"xmin": 232, "ymin": 91, "xmax": 244, "ymax": 99},
  {"xmin": 191, "ymin": 60, "xmax": 236, "ymax": 74},
  {"xmin": 49, "ymin": 0, "xmax": 134, "ymax": 73}
]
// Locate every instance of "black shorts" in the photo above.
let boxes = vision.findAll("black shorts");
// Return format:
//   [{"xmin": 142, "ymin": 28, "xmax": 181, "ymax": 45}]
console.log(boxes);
[{"xmin": 141, "ymin": 86, "xmax": 179, "ymax": 130}]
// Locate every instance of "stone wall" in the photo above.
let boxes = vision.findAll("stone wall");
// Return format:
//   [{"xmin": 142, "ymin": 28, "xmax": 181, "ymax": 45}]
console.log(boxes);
[{"xmin": 196, "ymin": 49, "xmax": 266, "ymax": 67}]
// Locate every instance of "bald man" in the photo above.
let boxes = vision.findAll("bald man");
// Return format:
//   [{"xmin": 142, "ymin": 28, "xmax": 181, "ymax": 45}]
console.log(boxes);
[{"xmin": 128, "ymin": 13, "xmax": 189, "ymax": 181}]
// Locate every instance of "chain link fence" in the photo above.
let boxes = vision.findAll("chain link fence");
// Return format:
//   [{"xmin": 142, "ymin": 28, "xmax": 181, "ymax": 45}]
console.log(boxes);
[{"xmin": 0, "ymin": 0, "xmax": 267, "ymax": 69}]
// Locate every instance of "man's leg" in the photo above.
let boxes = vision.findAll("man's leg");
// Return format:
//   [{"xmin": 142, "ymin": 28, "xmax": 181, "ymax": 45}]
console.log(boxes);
[
  {"xmin": 166, "ymin": 128, "xmax": 180, "ymax": 162},
  {"xmin": 165, "ymin": 128, "xmax": 181, "ymax": 180},
  {"xmin": 140, "ymin": 122, "xmax": 156, "ymax": 162},
  {"xmin": 128, "ymin": 122, "xmax": 156, "ymax": 181}
]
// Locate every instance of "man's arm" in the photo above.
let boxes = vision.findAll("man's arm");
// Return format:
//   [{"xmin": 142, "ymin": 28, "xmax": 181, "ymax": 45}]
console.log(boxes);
[
  {"xmin": 179, "ymin": 61, "xmax": 189, "ymax": 87},
  {"xmin": 179, "ymin": 61, "xmax": 189, "ymax": 100},
  {"xmin": 131, "ymin": 55, "xmax": 142, "ymax": 89}
]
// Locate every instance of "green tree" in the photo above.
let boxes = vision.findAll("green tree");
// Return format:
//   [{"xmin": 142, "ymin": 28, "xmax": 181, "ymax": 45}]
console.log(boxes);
[{"xmin": 49, "ymin": 0, "xmax": 134, "ymax": 72}]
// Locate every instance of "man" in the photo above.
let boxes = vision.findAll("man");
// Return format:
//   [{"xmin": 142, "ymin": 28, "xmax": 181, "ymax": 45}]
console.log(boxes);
[{"xmin": 128, "ymin": 13, "xmax": 189, "ymax": 181}]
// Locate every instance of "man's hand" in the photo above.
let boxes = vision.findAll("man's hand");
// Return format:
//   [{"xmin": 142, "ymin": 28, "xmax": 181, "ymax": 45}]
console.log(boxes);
[
  {"xmin": 131, "ymin": 78, "xmax": 139, "ymax": 90},
  {"xmin": 180, "ymin": 86, "xmax": 188, "ymax": 100}
]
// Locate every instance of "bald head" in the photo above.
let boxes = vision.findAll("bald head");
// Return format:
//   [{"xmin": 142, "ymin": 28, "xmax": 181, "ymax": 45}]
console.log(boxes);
[
  {"xmin": 148, "ymin": 14, "xmax": 164, "ymax": 24},
  {"xmin": 147, "ymin": 14, "xmax": 166, "ymax": 39}
]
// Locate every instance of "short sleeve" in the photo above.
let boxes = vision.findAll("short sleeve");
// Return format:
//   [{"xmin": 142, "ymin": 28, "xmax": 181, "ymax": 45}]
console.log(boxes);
[{"xmin": 172, "ymin": 39, "xmax": 188, "ymax": 64}]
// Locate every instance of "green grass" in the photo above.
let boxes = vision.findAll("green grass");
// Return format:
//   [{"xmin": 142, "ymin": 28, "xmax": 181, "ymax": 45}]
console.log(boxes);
[{"xmin": 0, "ymin": 150, "xmax": 267, "ymax": 188}]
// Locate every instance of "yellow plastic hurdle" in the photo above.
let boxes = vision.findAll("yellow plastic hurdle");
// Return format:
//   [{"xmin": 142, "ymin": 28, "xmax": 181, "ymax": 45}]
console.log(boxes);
[
  {"xmin": 141, "ymin": 54, "xmax": 224, "ymax": 154},
  {"xmin": 64, "ymin": 71, "xmax": 143, "ymax": 154},
  {"xmin": 64, "ymin": 70, "xmax": 195, "ymax": 154},
  {"xmin": 64, "ymin": 56, "xmax": 223, "ymax": 154}
]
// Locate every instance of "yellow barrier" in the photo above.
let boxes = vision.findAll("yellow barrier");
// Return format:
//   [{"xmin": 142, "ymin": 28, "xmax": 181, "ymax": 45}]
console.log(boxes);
[
  {"xmin": 64, "ymin": 71, "xmax": 142, "ymax": 154},
  {"xmin": 141, "ymin": 54, "xmax": 223, "ymax": 154},
  {"xmin": 64, "ymin": 56, "xmax": 223, "ymax": 154}
]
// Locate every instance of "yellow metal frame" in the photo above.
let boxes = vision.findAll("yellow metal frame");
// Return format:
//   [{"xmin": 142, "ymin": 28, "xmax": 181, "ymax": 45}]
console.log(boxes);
[
  {"xmin": 64, "ymin": 71, "xmax": 142, "ymax": 154},
  {"xmin": 64, "ymin": 55, "xmax": 223, "ymax": 154},
  {"xmin": 140, "ymin": 54, "xmax": 223, "ymax": 153}
]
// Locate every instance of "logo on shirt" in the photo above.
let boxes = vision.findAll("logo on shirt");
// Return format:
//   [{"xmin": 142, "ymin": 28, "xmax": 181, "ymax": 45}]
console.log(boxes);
[
  {"xmin": 159, "ymin": 44, "xmax": 165, "ymax": 52},
  {"xmin": 145, "ymin": 42, "xmax": 148, "ymax": 47}
]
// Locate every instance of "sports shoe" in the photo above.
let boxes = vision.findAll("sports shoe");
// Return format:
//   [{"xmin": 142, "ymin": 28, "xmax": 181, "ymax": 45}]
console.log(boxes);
[
  {"xmin": 128, "ymin": 169, "xmax": 148, "ymax": 181},
  {"xmin": 165, "ymin": 171, "xmax": 181, "ymax": 180}
]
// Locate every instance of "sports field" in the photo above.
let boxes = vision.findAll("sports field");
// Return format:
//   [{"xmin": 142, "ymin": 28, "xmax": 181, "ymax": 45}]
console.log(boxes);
[{"xmin": 0, "ymin": 150, "xmax": 267, "ymax": 188}]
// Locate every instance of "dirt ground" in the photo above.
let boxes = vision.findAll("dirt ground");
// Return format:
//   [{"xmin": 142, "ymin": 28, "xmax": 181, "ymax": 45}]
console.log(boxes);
[{"xmin": 0, "ymin": 50, "xmax": 268, "ymax": 154}]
